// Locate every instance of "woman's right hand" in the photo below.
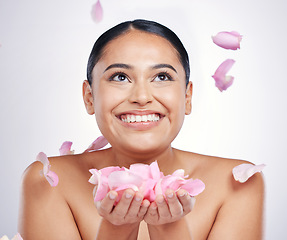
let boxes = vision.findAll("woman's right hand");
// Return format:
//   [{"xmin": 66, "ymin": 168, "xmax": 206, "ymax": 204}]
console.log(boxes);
[{"xmin": 95, "ymin": 189, "xmax": 150, "ymax": 226}]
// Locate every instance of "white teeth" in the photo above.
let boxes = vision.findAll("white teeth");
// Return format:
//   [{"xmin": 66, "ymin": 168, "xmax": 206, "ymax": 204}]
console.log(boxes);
[
  {"xmin": 142, "ymin": 115, "xmax": 148, "ymax": 122},
  {"xmin": 121, "ymin": 114, "xmax": 161, "ymax": 123},
  {"xmin": 135, "ymin": 115, "xmax": 141, "ymax": 122},
  {"xmin": 130, "ymin": 115, "xmax": 136, "ymax": 122}
]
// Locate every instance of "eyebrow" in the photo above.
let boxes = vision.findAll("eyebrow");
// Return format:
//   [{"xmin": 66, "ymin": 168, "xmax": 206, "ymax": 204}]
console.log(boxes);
[
  {"xmin": 103, "ymin": 63, "xmax": 177, "ymax": 73},
  {"xmin": 150, "ymin": 64, "xmax": 177, "ymax": 73},
  {"xmin": 104, "ymin": 63, "xmax": 132, "ymax": 72}
]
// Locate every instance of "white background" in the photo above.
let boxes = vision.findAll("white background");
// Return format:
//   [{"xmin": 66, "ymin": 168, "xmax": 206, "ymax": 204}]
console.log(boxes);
[{"xmin": 0, "ymin": 0, "xmax": 286, "ymax": 238}]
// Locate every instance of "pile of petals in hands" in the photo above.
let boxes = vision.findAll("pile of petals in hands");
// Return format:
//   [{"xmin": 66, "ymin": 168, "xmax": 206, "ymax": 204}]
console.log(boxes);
[{"xmin": 89, "ymin": 161, "xmax": 206, "ymax": 203}]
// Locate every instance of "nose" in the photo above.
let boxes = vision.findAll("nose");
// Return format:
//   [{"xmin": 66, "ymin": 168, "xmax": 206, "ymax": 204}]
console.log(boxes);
[{"xmin": 128, "ymin": 81, "xmax": 153, "ymax": 106}]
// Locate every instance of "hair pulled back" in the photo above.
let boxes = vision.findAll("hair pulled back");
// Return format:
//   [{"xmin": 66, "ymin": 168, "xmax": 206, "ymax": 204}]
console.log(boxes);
[{"xmin": 87, "ymin": 19, "xmax": 190, "ymax": 86}]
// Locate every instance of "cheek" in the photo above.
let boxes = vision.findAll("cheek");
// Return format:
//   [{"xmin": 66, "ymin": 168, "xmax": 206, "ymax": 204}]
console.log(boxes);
[
  {"xmin": 93, "ymin": 86, "xmax": 125, "ymax": 122},
  {"xmin": 158, "ymin": 86, "xmax": 186, "ymax": 113}
]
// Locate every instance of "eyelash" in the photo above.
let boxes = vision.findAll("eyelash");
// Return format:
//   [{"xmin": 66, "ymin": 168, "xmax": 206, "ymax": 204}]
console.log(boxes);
[
  {"xmin": 108, "ymin": 71, "xmax": 174, "ymax": 82},
  {"xmin": 153, "ymin": 72, "xmax": 174, "ymax": 82},
  {"xmin": 109, "ymin": 72, "xmax": 130, "ymax": 82}
]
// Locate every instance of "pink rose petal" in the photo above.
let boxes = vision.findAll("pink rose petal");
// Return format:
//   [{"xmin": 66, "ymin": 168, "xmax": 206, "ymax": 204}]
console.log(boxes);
[
  {"xmin": 89, "ymin": 161, "xmax": 205, "ymax": 203},
  {"xmin": 212, "ymin": 59, "xmax": 235, "ymax": 92},
  {"xmin": 108, "ymin": 171, "xmax": 143, "ymax": 190},
  {"xmin": 232, "ymin": 163, "xmax": 265, "ymax": 183},
  {"xmin": 85, "ymin": 136, "xmax": 109, "ymax": 152},
  {"xmin": 91, "ymin": 0, "xmax": 103, "ymax": 23},
  {"xmin": 212, "ymin": 31, "xmax": 242, "ymax": 50},
  {"xmin": 59, "ymin": 141, "xmax": 74, "ymax": 155},
  {"xmin": 36, "ymin": 152, "xmax": 59, "ymax": 187},
  {"xmin": 180, "ymin": 178, "xmax": 205, "ymax": 196},
  {"xmin": 89, "ymin": 167, "xmax": 123, "ymax": 202},
  {"xmin": 12, "ymin": 233, "xmax": 23, "ymax": 240}
]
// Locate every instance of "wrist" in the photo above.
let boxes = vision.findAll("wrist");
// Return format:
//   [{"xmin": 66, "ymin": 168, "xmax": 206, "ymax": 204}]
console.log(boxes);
[
  {"xmin": 147, "ymin": 218, "xmax": 192, "ymax": 240},
  {"xmin": 96, "ymin": 218, "xmax": 140, "ymax": 240}
]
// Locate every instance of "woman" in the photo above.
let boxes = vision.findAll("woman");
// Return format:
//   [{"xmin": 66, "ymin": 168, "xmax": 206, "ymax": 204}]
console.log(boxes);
[{"xmin": 18, "ymin": 19, "xmax": 264, "ymax": 239}]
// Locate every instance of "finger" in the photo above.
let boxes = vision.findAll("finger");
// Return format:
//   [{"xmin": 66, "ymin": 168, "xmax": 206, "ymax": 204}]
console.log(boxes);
[
  {"xmin": 97, "ymin": 191, "xmax": 118, "ymax": 217},
  {"xmin": 177, "ymin": 189, "xmax": 195, "ymax": 214},
  {"xmin": 138, "ymin": 199, "xmax": 150, "ymax": 219},
  {"xmin": 165, "ymin": 189, "xmax": 183, "ymax": 218},
  {"xmin": 112, "ymin": 189, "xmax": 135, "ymax": 218},
  {"xmin": 125, "ymin": 192, "xmax": 143, "ymax": 219},
  {"xmin": 146, "ymin": 202, "xmax": 158, "ymax": 217},
  {"xmin": 155, "ymin": 194, "xmax": 171, "ymax": 219}
]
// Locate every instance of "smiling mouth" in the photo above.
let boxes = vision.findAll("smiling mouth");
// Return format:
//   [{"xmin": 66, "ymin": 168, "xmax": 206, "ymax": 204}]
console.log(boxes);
[{"xmin": 119, "ymin": 113, "xmax": 162, "ymax": 123}]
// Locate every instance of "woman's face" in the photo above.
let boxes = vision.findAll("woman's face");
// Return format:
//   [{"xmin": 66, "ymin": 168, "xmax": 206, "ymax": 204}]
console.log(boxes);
[{"xmin": 84, "ymin": 30, "xmax": 192, "ymax": 155}]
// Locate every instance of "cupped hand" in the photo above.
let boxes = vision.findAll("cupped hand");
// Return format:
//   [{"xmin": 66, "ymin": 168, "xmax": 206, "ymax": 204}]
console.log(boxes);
[
  {"xmin": 144, "ymin": 189, "xmax": 195, "ymax": 225},
  {"xmin": 95, "ymin": 189, "xmax": 150, "ymax": 226}
]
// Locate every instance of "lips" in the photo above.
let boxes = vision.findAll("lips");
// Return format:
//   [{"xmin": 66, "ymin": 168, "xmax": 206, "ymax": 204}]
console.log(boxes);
[{"xmin": 116, "ymin": 111, "xmax": 164, "ymax": 129}]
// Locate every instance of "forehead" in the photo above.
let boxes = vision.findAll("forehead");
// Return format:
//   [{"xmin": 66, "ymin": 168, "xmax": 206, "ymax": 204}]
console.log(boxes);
[{"xmin": 99, "ymin": 30, "xmax": 181, "ymax": 67}]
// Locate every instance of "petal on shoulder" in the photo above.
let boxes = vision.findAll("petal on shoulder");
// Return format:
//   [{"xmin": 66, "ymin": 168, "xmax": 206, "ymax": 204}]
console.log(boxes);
[
  {"xmin": 232, "ymin": 163, "xmax": 266, "ymax": 183},
  {"xmin": 35, "ymin": 153, "xmax": 59, "ymax": 187},
  {"xmin": 0, "ymin": 236, "xmax": 9, "ymax": 240},
  {"xmin": 11, "ymin": 233, "xmax": 23, "ymax": 240}
]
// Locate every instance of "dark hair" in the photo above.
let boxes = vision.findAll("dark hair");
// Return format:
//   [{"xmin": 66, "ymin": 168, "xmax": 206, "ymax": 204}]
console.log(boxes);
[{"xmin": 87, "ymin": 19, "xmax": 190, "ymax": 86}]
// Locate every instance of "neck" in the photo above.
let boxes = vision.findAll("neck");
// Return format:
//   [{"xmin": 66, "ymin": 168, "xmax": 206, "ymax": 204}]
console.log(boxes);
[{"xmin": 108, "ymin": 145, "xmax": 179, "ymax": 174}]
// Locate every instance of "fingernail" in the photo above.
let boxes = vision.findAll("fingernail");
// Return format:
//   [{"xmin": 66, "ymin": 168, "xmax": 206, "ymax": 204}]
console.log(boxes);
[
  {"xmin": 109, "ymin": 192, "xmax": 117, "ymax": 200},
  {"xmin": 167, "ymin": 192, "xmax": 174, "ymax": 198},
  {"xmin": 178, "ymin": 190, "xmax": 187, "ymax": 197},
  {"xmin": 125, "ymin": 192, "xmax": 133, "ymax": 199},
  {"xmin": 135, "ymin": 196, "xmax": 142, "ymax": 201}
]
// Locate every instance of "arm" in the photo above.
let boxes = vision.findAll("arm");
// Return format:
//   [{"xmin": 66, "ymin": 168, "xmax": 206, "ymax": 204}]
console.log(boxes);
[
  {"xmin": 207, "ymin": 172, "xmax": 265, "ymax": 240},
  {"xmin": 145, "ymin": 189, "xmax": 195, "ymax": 240},
  {"xmin": 18, "ymin": 161, "xmax": 81, "ymax": 240}
]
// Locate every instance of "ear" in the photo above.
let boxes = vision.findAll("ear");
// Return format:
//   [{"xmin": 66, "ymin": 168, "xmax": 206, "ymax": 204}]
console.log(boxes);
[
  {"xmin": 185, "ymin": 81, "xmax": 193, "ymax": 115},
  {"xmin": 83, "ymin": 80, "xmax": 95, "ymax": 115}
]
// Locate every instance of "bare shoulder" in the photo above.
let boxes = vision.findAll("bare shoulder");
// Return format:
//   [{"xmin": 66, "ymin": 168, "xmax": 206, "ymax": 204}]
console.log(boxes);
[
  {"xmin": 183, "ymin": 151, "xmax": 265, "ymax": 239},
  {"xmin": 179, "ymin": 150, "xmax": 264, "ymax": 192},
  {"xmin": 18, "ymin": 152, "xmax": 100, "ymax": 239}
]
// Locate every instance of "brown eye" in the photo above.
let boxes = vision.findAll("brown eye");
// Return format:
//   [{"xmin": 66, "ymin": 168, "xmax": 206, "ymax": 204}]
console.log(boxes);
[
  {"xmin": 154, "ymin": 73, "xmax": 173, "ymax": 82},
  {"xmin": 109, "ymin": 73, "xmax": 129, "ymax": 82}
]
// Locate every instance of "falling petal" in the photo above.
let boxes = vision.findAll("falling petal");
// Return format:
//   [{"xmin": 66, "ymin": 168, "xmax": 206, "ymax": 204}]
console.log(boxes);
[
  {"xmin": 0, "ymin": 236, "xmax": 9, "ymax": 240},
  {"xmin": 212, "ymin": 31, "xmax": 242, "ymax": 50},
  {"xmin": 91, "ymin": 0, "xmax": 103, "ymax": 23},
  {"xmin": 36, "ymin": 152, "xmax": 59, "ymax": 187},
  {"xmin": 233, "ymin": 163, "xmax": 265, "ymax": 183},
  {"xmin": 59, "ymin": 141, "xmax": 74, "ymax": 155},
  {"xmin": 212, "ymin": 59, "xmax": 235, "ymax": 91},
  {"xmin": 11, "ymin": 233, "xmax": 23, "ymax": 240},
  {"xmin": 85, "ymin": 136, "xmax": 109, "ymax": 152}
]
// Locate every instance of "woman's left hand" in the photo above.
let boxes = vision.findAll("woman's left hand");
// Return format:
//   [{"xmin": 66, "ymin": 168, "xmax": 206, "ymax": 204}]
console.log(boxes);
[{"xmin": 144, "ymin": 189, "xmax": 195, "ymax": 225}]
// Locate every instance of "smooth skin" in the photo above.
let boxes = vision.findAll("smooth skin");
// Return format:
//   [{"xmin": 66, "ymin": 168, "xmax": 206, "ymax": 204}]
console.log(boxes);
[{"xmin": 18, "ymin": 30, "xmax": 264, "ymax": 240}]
